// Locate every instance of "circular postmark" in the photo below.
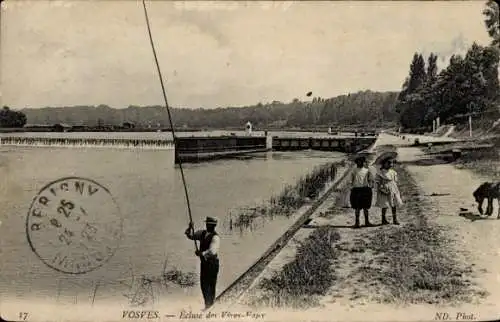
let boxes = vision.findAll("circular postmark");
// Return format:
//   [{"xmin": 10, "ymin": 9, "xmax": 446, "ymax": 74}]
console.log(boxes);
[{"xmin": 26, "ymin": 177, "xmax": 123, "ymax": 274}]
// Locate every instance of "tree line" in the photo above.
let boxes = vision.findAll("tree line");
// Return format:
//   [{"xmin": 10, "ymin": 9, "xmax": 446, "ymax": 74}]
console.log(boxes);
[
  {"xmin": 395, "ymin": 0, "xmax": 500, "ymax": 131},
  {"xmin": 0, "ymin": 106, "xmax": 27, "ymax": 127},
  {"xmin": 395, "ymin": 44, "xmax": 499, "ymax": 131},
  {"xmin": 19, "ymin": 90, "xmax": 399, "ymax": 130}
]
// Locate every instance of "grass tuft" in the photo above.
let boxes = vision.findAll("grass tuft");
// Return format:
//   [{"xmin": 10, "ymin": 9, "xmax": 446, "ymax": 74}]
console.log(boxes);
[{"xmin": 248, "ymin": 227, "xmax": 341, "ymax": 309}]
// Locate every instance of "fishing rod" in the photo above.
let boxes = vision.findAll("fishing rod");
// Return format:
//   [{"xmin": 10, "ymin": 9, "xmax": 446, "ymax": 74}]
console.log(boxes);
[{"xmin": 142, "ymin": 0, "xmax": 198, "ymax": 252}]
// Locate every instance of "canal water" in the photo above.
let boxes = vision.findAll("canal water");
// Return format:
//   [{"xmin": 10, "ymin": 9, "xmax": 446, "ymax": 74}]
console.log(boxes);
[{"xmin": 0, "ymin": 133, "xmax": 345, "ymax": 314}]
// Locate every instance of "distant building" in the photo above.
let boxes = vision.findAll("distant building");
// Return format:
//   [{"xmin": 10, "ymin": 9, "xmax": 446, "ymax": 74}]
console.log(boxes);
[{"xmin": 245, "ymin": 121, "xmax": 253, "ymax": 135}]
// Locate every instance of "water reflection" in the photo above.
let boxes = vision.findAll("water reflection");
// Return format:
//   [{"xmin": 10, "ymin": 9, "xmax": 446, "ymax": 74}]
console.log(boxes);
[{"xmin": 0, "ymin": 144, "xmax": 345, "ymax": 308}]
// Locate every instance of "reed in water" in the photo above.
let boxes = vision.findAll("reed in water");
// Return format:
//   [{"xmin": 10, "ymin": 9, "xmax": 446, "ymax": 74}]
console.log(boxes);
[{"xmin": 231, "ymin": 162, "xmax": 338, "ymax": 230}]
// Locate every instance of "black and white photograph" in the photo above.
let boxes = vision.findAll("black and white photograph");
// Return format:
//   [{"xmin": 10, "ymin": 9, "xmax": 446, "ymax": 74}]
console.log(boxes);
[{"xmin": 1, "ymin": 1, "xmax": 500, "ymax": 321}]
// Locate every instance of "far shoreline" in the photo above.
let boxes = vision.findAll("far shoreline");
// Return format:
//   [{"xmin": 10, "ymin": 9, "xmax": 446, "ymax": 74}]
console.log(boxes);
[{"xmin": 0, "ymin": 126, "xmax": 384, "ymax": 134}]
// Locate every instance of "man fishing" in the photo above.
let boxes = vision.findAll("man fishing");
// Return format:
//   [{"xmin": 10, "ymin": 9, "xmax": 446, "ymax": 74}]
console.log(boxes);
[
  {"xmin": 185, "ymin": 216, "xmax": 220, "ymax": 310},
  {"xmin": 142, "ymin": 0, "xmax": 220, "ymax": 311}
]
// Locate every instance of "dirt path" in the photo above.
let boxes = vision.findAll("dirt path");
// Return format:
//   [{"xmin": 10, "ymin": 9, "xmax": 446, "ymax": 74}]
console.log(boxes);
[
  {"xmin": 400, "ymin": 146, "xmax": 500, "ymax": 312},
  {"xmin": 229, "ymin": 133, "xmax": 500, "ymax": 322}
]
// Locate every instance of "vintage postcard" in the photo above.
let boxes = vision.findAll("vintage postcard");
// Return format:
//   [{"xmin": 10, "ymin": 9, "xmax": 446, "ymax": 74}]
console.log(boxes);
[{"xmin": 1, "ymin": 0, "xmax": 500, "ymax": 321}]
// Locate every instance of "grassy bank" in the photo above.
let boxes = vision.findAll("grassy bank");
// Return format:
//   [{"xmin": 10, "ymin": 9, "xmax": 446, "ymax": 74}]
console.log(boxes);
[
  {"xmin": 425, "ymin": 135, "xmax": 500, "ymax": 180},
  {"xmin": 453, "ymin": 136, "xmax": 500, "ymax": 180},
  {"xmin": 356, "ymin": 165, "xmax": 485, "ymax": 304},
  {"xmin": 243, "ymin": 161, "xmax": 484, "ymax": 310},
  {"xmin": 454, "ymin": 149, "xmax": 500, "ymax": 180},
  {"xmin": 247, "ymin": 227, "xmax": 341, "ymax": 308},
  {"xmin": 231, "ymin": 162, "xmax": 338, "ymax": 230},
  {"xmin": 440, "ymin": 115, "xmax": 500, "ymax": 179}
]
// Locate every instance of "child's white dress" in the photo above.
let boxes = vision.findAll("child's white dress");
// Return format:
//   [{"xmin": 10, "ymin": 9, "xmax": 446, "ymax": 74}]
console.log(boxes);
[{"xmin": 375, "ymin": 168, "xmax": 403, "ymax": 208}]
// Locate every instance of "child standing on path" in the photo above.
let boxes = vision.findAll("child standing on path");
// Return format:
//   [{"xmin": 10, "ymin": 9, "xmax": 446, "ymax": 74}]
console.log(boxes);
[
  {"xmin": 350, "ymin": 156, "xmax": 374, "ymax": 228},
  {"xmin": 375, "ymin": 157, "xmax": 403, "ymax": 225}
]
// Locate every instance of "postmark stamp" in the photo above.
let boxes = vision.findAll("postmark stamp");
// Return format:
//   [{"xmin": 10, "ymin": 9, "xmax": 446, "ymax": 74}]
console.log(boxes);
[{"xmin": 26, "ymin": 177, "xmax": 123, "ymax": 274}]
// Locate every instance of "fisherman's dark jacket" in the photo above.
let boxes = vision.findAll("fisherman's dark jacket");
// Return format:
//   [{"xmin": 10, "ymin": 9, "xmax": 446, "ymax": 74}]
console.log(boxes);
[{"xmin": 200, "ymin": 231, "xmax": 219, "ymax": 262}]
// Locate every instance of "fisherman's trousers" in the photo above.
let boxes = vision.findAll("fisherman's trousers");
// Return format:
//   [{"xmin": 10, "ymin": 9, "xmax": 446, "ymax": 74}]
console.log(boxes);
[{"xmin": 200, "ymin": 257, "xmax": 219, "ymax": 308}]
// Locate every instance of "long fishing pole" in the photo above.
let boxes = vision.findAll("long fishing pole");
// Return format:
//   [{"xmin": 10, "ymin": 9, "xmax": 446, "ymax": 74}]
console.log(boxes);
[{"xmin": 142, "ymin": 0, "xmax": 198, "ymax": 252}]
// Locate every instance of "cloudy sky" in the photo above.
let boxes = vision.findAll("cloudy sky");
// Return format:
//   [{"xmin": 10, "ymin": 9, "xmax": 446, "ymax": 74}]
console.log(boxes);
[{"xmin": 0, "ymin": 1, "xmax": 493, "ymax": 109}]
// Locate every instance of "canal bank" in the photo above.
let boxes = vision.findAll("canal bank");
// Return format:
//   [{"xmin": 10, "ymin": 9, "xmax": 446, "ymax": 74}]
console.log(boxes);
[
  {"xmin": 210, "ymin": 139, "xmax": 379, "ymax": 310},
  {"xmin": 216, "ymin": 140, "xmax": 386, "ymax": 309},
  {"xmin": 214, "ymin": 162, "xmax": 352, "ymax": 307},
  {"xmin": 210, "ymin": 133, "xmax": 498, "ymax": 322}
]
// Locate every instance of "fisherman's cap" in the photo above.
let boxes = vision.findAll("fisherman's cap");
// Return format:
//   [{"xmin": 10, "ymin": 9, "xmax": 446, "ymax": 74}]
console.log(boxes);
[
  {"xmin": 354, "ymin": 155, "xmax": 366, "ymax": 163},
  {"xmin": 205, "ymin": 216, "xmax": 218, "ymax": 225},
  {"xmin": 380, "ymin": 156, "xmax": 394, "ymax": 165}
]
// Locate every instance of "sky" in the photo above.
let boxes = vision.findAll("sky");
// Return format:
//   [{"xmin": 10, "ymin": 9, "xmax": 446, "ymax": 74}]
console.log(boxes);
[{"xmin": 0, "ymin": 0, "xmax": 493, "ymax": 109}]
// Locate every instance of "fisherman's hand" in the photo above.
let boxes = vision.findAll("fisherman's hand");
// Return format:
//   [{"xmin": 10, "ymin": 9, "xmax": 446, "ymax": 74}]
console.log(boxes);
[{"xmin": 185, "ymin": 223, "xmax": 194, "ymax": 235}]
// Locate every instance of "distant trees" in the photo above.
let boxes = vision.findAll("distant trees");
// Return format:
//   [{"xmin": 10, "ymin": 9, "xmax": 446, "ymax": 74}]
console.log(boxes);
[
  {"xmin": 395, "ymin": 43, "xmax": 500, "ymax": 131},
  {"xmin": 395, "ymin": 53, "xmax": 428, "ymax": 129},
  {"xmin": 122, "ymin": 121, "xmax": 135, "ymax": 129},
  {"xmin": 20, "ymin": 91, "xmax": 400, "ymax": 130},
  {"xmin": 391, "ymin": 1, "xmax": 500, "ymax": 131},
  {"xmin": 483, "ymin": 0, "xmax": 500, "ymax": 48},
  {"xmin": 0, "ymin": 106, "xmax": 27, "ymax": 127}
]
